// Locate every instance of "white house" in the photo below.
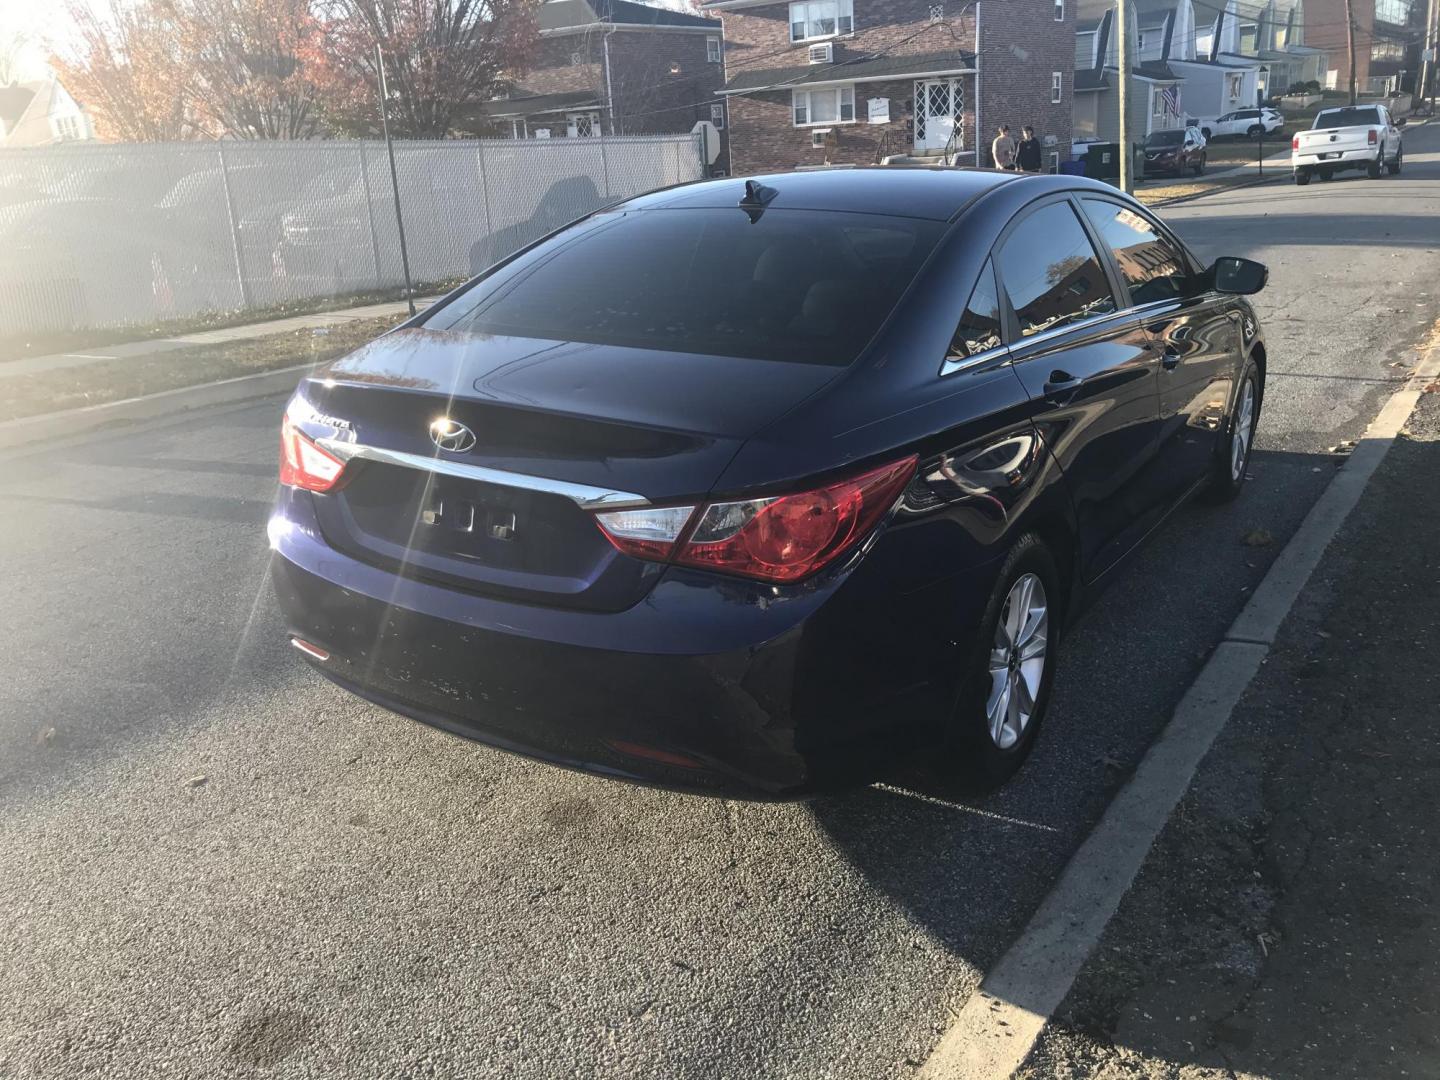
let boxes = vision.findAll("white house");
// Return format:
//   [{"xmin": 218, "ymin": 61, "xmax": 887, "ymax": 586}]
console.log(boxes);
[
  {"xmin": 1171, "ymin": 0, "xmax": 1263, "ymax": 125},
  {"xmin": 0, "ymin": 78, "xmax": 94, "ymax": 148}
]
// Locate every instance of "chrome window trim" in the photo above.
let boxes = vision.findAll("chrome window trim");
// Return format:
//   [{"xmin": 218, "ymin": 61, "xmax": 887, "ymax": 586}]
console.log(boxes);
[
  {"xmin": 940, "ymin": 344, "xmax": 1009, "ymax": 377},
  {"xmin": 1006, "ymin": 305, "xmax": 1139, "ymax": 354},
  {"xmin": 316, "ymin": 440, "xmax": 652, "ymax": 511}
]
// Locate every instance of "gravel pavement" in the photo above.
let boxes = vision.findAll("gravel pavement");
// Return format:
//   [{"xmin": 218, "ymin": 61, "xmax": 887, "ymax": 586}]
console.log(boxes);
[
  {"xmin": 2, "ymin": 126, "xmax": 1438, "ymax": 1078},
  {"xmin": 1017, "ymin": 387, "xmax": 1440, "ymax": 1080}
]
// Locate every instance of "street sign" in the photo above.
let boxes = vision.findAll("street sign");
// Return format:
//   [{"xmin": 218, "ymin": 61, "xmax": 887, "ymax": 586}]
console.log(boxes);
[{"xmin": 691, "ymin": 121, "xmax": 722, "ymax": 165}]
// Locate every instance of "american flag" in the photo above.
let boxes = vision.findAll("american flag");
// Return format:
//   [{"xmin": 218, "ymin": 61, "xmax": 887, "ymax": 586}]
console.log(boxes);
[{"xmin": 1160, "ymin": 85, "xmax": 1181, "ymax": 114}]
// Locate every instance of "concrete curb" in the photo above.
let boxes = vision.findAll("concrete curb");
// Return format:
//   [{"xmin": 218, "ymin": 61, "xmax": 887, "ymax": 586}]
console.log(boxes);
[
  {"xmin": 0, "ymin": 363, "xmax": 310, "ymax": 454},
  {"xmin": 918, "ymin": 328, "xmax": 1440, "ymax": 1080}
]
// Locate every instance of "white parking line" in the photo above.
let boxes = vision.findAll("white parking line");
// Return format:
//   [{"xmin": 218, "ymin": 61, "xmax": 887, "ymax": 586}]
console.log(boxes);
[{"xmin": 918, "ymin": 325, "xmax": 1440, "ymax": 1080}]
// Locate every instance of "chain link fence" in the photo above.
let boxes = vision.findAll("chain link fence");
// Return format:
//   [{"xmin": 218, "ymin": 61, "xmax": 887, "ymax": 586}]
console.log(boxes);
[{"xmin": 0, "ymin": 134, "xmax": 705, "ymax": 339}]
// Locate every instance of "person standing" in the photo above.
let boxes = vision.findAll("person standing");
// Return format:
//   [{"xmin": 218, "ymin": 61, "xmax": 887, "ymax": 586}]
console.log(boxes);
[
  {"xmin": 1017, "ymin": 126, "xmax": 1043, "ymax": 172},
  {"xmin": 991, "ymin": 124, "xmax": 1017, "ymax": 170}
]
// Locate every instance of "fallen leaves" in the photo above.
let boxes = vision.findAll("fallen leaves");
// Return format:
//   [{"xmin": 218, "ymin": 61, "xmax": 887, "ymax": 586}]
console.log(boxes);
[{"xmin": 1242, "ymin": 528, "xmax": 1275, "ymax": 547}]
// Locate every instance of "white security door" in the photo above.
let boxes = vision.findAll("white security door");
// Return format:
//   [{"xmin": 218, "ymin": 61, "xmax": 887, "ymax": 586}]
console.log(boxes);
[{"xmin": 914, "ymin": 79, "xmax": 962, "ymax": 151}]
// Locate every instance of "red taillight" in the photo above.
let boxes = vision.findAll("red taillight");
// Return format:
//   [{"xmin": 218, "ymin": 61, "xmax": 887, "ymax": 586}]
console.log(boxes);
[
  {"xmin": 1367, "ymin": 128, "xmax": 1378, "ymax": 145},
  {"xmin": 279, "ymin": 412, "xmax": 347, "ymax": 492},
  {"xmin": 1292, "ymin": 135, "xmax": 1300, "ymax": 151},
  {"xmin": 594, "ymin": 456, "xmax": 917, "ymax": 584}
]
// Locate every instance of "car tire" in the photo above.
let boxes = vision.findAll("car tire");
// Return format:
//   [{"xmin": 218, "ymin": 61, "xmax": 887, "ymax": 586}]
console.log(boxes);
[
  {"xmin": 1295, "ymin": 169, "xmax": 1312, "ymax": 185},
  {"xmin": 1204, "ymin": 359, "xmax": 1261, "ymax": 504},
  {"xmin": 1368, "ymin": 154, "xmax": 1383, "ymax": 179},
  {"xmin": 941, "ymin": 533, "xmax": 1062, "ymax": 789},
  {"xmin": 1388, "ymin": 145, "xmax": 1403, "ymax": 174},
  {"xmin": 1247, "ymin": 124, "xmax": 1264, "ymax": 138}
]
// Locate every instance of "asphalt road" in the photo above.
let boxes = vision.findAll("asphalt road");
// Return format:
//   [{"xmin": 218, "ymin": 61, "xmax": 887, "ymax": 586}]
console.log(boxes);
[{"xmin": 3, "ymin": 126, "xmax": 1439, "ymax": 1079}]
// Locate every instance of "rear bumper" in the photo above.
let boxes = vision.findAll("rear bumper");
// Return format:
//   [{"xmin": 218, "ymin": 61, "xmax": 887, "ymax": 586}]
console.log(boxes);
[
  {"xmin": 1293, "ymin": 148, "xmax": 1374, "ymax": 169},
  {"xmin": 268, "ymin": 492, "xmax": 984, "ymax": 798}
]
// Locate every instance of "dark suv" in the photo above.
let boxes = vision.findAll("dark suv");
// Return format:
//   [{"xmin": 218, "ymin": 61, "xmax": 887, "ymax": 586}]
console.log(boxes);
[{"xmin": 1143, "ymin": 128, "xmax": 1208, "ymax": 178}]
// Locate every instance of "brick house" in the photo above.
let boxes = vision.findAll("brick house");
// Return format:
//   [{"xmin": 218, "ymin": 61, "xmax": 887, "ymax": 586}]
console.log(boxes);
[
  {"xmin": 703, "ymin": 0, "xmax": 1073, "ymax": 173},
  {"xmin": 471, "ymin": 0, "xmax": 729, "ymax": 165}
]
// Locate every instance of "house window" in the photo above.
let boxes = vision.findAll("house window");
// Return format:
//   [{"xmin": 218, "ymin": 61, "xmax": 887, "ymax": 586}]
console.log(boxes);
[
  {"xmin": 707, "ymin": 36, "xmax": 722, "ymax": 62},
  {"xmin": 929, "ymin": 4, "xmax": 945, "ymax": 22},
  {"xmin": 793, "ymin": 85, "xmax": 856, "ymax": 126},
  {"xmin": 54, "ymin": 115, "xmax": 80, "ymax": 140},
  {"xmin": 1048, "ymin": 150, "xmax": 1060, "ymax": 173},
  {"xmin": 1051, "ymin": 72, "xmax": 1063, "ymax": 103},
  {"xmin": 566, "ymin": 112, "xmax": 601, "ymax": 137},
  {"xmin": 711, "ymin": 103, "xmax": 726, "ymax": 129},
  {"xmin": 789, "ymin": 0, "xmax": 854, "ymax": 42},
  {"xmin": 1055, "ymin": 0, "xmax": 1064, "ymax": 19}
]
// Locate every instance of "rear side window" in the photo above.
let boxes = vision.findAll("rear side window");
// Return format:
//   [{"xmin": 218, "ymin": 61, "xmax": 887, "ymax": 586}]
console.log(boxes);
[
  {"xmin": 429, "ymin": 208, "xmax": 943, "ymax": 366},
  {"xmin": 995, "ymin": 201, "xmax": 1116, "ymax": 337},
  {"xmin": 949, "ymin": 259, "xmax": 1003, "ymax": 360},
  {"xmin": 1081, "ymin": 198, "xmax": 1190, "ymax": 306}
]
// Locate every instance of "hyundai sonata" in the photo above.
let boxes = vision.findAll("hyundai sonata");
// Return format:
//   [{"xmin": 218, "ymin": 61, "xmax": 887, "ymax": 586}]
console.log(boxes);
[{"xmin": 269, "ymin": 168, "xmax": 1267, "ymax": 798}]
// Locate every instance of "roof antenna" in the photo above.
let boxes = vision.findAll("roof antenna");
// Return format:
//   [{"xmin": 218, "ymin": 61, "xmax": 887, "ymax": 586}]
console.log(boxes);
[{"xmin": 738, "ymin": 179, "xmax": 778, "ymax": 222}]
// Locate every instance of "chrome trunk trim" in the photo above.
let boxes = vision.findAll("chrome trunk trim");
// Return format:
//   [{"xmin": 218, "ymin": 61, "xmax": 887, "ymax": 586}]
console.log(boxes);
[{"xmin": 316, "ymin": 440, "xmax": 652, "ymax": 511}]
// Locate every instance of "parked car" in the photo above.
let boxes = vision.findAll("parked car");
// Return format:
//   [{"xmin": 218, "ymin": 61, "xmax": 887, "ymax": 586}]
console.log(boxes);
[
  {"xmin": 1201, "ymin": 107, "xmax": 1284, "ymax": 140},
  {"xmin": 269, "ymin": 169, "xmax": 1268, "ymax": 798},
  {"xmin": 1292, "ymin": 104, "xmax": 1404, "ymax": 184},
  {"xmin": 1143, "ymin": 128, "xmax": 1208, "ymax": 177}
]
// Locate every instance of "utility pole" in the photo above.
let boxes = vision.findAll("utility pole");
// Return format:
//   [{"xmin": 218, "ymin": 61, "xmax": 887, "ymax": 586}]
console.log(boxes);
[
  {"xmin": 375, "ymin": 43, "xmax": 416, "ymax": 317},
  {"xmin": 1346, "ymin": 0, "xmax": 1358, "ymax": 105},
  {"xmin": 1425, "ymin": 0, "xmax": 1439, "ymax": 113},
  {"xmin": 1117, "ymin": 0, "xmax": 1132, "ymax": 192}
]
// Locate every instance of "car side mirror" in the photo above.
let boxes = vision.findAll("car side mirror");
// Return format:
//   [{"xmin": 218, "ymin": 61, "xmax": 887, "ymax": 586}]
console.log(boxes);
[
  {"xmin": 1209, "ymin": 256, "xmax": 1268, "ymax": 295},
  {"xmin": 1396, "ymin": 117, "xmax": 1408, "ymax": 127}
]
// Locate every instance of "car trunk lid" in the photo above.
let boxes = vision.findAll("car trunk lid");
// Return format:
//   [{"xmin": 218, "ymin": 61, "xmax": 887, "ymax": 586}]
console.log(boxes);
[{"xmin": 293, "ymin": 328, "xmax": 840, "ymax": 611}]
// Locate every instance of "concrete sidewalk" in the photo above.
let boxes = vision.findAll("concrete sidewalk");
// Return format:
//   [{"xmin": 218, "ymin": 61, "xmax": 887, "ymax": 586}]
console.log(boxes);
[
  {"xmin": 0, "ymin": 297, "xmax": 433, "ymax": 381},
  {"xmin": 1018, "ymin": 389, "xmax": 1440, "ymax": 1079}
]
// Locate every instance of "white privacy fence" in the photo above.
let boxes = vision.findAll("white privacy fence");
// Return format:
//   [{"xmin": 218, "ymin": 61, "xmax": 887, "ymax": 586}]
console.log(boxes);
[{"xmin": 0, "ymin": 134, "xmax": 705, "ymax": 338}]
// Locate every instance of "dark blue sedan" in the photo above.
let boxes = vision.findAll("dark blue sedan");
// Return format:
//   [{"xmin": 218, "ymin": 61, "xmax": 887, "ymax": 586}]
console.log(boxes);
[{"xmin": 269, "ymin": 168, "xmax": 1267, "ymax": 798}]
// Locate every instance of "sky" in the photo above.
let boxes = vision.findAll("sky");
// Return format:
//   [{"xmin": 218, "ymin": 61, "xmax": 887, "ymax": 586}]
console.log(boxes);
[{"xmin": 0, "ymin": 0, "xmax": 85, "ymax": 82}]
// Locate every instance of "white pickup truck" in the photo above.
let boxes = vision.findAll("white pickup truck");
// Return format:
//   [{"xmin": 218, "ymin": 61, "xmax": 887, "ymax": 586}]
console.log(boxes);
[{"xmin": 1292, "ymin": 104, "xmax": 1404, "ymax": 185}]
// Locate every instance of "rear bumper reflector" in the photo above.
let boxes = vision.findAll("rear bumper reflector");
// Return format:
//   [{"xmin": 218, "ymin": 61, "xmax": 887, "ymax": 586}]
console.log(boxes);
[{"xmin": 290, "ymin": 637, "xmax": 331, "ymax": 661}]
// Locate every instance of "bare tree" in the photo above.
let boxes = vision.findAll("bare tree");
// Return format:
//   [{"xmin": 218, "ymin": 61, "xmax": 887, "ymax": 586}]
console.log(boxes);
[
  {"xmin": 175, "ymin": 0, "xmax": 326, "ymax": 139},
  {"xmin": 52, "ymin": 1, "xmax": 196, "ymax": 141},
  {"xmin": 315, "ymin": 0, "xmax": 540, "ymax": 138},
  {"xmin": 0, "ymin": 30, "xmax": 30, "ymax": 87}
]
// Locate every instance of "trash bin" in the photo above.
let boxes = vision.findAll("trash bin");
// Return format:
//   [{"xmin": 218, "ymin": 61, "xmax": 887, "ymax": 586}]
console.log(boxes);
[
  {"xmin": 1084, "ymin": 142, "xmax": 1121, "ymax": 182},
  {"xmin": 1058, "ymin": 158, "xmax": 1086, "ymax": 176}
]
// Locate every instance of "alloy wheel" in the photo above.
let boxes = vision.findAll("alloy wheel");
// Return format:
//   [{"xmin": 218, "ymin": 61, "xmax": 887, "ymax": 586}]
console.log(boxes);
[
  {"xmin": 986, "ymin": 573, "xmax": 1049, "ymax": 750},
  {"xmin": 1231, "ymin": 376, "xmax": 1256, "ymax": 481}
]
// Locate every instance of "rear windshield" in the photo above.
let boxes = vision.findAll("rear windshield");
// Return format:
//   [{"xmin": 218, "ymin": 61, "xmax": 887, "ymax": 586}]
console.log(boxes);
[
  {"xmin": 1146, "ymin": 131, "xmax": 1184, "ymax": 146},
  {"xmin": 426, "ymin": 207, "xmax": 944, "ymax": 366},
  {"xmin": 1314, "ymin": 107, "xmax": 1382, "ymax": 128}
]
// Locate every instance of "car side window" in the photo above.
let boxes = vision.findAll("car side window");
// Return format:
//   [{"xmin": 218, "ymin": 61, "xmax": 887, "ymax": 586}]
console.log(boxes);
[
  {"xmin": 995, "ymin": 201, "xmax": 1117, "ymax": 338},
  {"xmin": 949, "ymin": 258, "xmax": 1004, "ymax": 360},
  {"xmin": 1080, "ymin": 198, "xmax": 1190, "ymax": 307}
]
